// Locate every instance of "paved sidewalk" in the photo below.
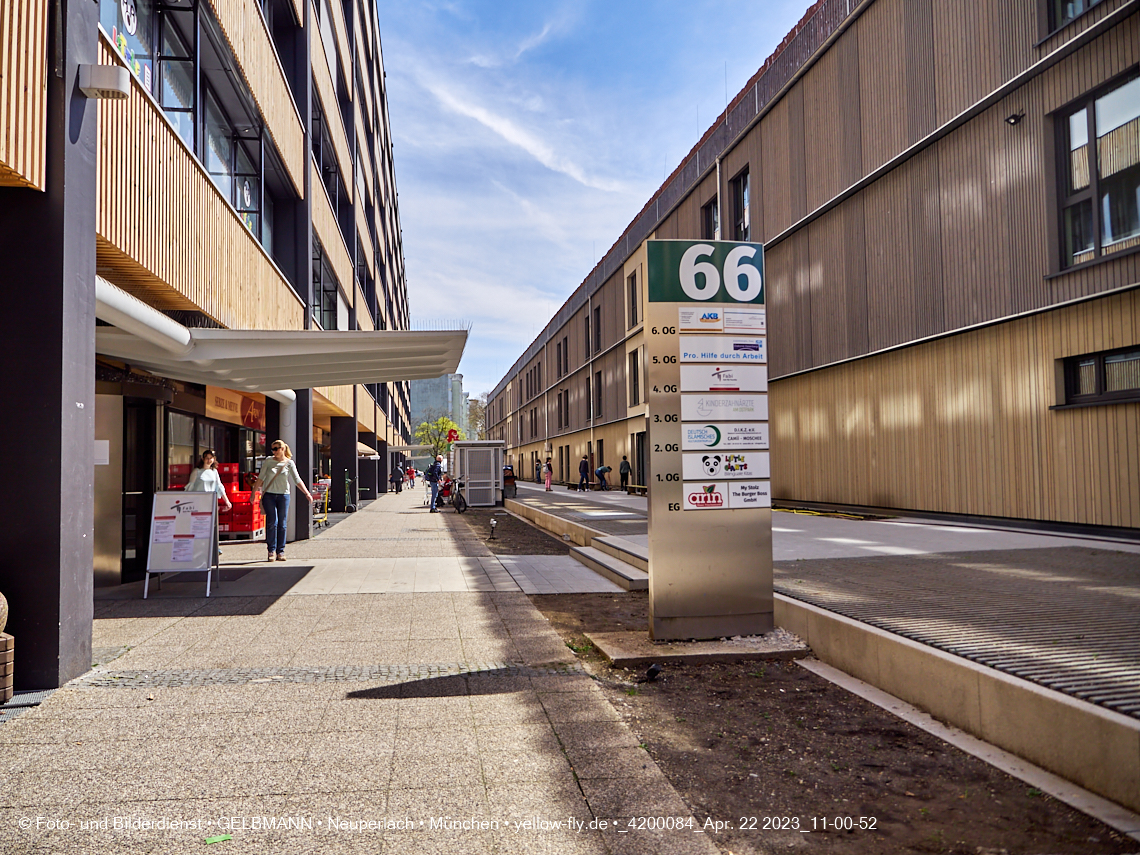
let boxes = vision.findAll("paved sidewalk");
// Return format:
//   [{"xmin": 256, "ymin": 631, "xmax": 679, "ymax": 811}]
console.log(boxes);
[{"xmin": 1, "ymin": 490, "xmax": 710, "ymax": 854}]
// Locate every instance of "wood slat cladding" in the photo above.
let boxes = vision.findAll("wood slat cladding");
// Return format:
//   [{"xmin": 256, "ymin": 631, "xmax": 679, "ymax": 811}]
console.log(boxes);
[
  {"xmin": 761, "ymin": 95, "xmax": 794, "ymax": 238},
  {"xmin": 310, "ymin": 157, "xmax": 353, "ymax": 303},
  {"xmin": 355, "ymin": 106, "xmax": 375, "ymax": 206},
  {"xmin": 354, "ymin": 281, "xmax": 373, "ymax": 331},
  {"xmin": 311, "ymin": 9, "xmax": 352, "ymax": 202},
  {"xmin": 328, "ymin": 0, "xmax": 351, "ymax": 94},
  {"xmin": 95, "ymin": 40, "xmax": 303, "ymax": 331},
  {"xmin": 314, "ymin": 384, "xmax": 353, "ymax": 417},
  {"xmin": 855, "ymin": 0, "xmax": 910, "ymax": 175},
  {"xmin": 287, "ymin": 0, "xmax": 303, "ymax": 32},
  {"xmin": 354, "ymin": 385, "xmax": 373, "ymax": 430},
  {"xmin": 206, "ymin": 0, "xmax": 304, "ymax": 197},
  {"xmin": 771, "ymin": 288, "xmax": 1140, "ymax": 528},
  {"xmin": 0, "ymin": 0, "xmax": 47, "ymax": 189},
  {"xmin": 355, "ymin": 201, "xmax": 375, "ymax": 279}
]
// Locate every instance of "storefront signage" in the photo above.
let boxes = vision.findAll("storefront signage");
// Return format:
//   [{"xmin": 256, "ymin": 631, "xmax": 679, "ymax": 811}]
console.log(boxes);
[
  {"xmin": 681, "ymin": 422, "xmax": 769, "ymax": 451},
  {"xmin": 680, "ymin": 393, "xmax": 768, "ymax": 421},
  {"xmin": 646, "ymin": 238, "xmax": 772, "ymax": 641},
  {"xmin": 681, "ymin": 450, "xmax": 770, "ymax": 481},
  {"xmin": 679, "ymin": 364, "xmax": 767, "ymax": 392},
  {"xmin": 205, "ymin": 386, "xmax": 266, "ymax": 430},
  {"xmin": 679, "ymin": 336, "xmax": 766, "ymax": 363}
]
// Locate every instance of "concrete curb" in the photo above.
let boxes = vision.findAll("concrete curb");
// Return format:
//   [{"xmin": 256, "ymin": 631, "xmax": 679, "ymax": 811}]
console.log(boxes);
[
  {"xmin": 586, "ymin": 630, "xmax": 811, "ymax": 668},
  {"xmin": 776, "ymin": 593, "xmax": 1140, "ymax": 815},
  {"xmin": 505, "ymin": 498, "xmax": 606, "ymax": 547}
]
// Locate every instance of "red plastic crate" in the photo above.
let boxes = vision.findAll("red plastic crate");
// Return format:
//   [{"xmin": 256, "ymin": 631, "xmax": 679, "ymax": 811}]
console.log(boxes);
[{"xmin": 219, "ymin": 462, "xmax": 239, "ymax": 475}]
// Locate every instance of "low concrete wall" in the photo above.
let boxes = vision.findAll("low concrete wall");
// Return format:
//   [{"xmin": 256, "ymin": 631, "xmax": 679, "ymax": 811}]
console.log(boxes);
[
  {"xmin": 776, "ymin": 594, "xmax": 1140, "ymax": 814},
  {"xmin": 504, "ymin": 499, "xmax": 603, "ymax": 547}
]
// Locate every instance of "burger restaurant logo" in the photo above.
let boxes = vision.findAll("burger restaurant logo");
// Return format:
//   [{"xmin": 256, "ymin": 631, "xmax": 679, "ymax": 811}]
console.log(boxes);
[{"xmin": 687, "ymin": 484, "xmax": 724, "ymax": 507}]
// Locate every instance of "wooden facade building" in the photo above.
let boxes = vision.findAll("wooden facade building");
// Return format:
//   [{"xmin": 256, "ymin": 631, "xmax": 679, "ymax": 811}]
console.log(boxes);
[{"xmin": 488, "ymin": 0, "xmax": 1140, "ymax": 531}]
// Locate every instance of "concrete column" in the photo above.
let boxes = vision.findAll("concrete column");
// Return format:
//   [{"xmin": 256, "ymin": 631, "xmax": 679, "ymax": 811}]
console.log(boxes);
[
  {"xmin": 330, "ymin": 416, "xmax": 357, "ymax": 511},
  {"xmin": 0, "ymin": 0, "xmax": 98, "ymax": 688}
]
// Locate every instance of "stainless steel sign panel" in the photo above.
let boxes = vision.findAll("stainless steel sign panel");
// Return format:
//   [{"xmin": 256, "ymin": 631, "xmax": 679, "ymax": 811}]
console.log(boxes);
[
  {"xmin": 647, "ymin": 239, "xmax": 772, "ymax": 641},
  {"xmin": 680, "ymin": 364, "xmax": 767, "ymax": 392},
  {"xmin": 679, "ymin": 336, "xmax": 766, "ymax": 363},
  {"xmin": 681, "ymin": 393, "xmax": 768, "ymax": 421},
  {"xmin": 682, "ymin": 451, "xmax": 770, "ymax": 480},
  {"xmin": 681, "ymin": 422, "xmax": 769, "ymax": 450}
]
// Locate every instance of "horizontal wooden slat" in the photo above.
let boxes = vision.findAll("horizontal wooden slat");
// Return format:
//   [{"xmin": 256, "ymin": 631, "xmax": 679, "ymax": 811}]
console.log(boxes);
[
  {"xmin": 355, "ymin": 199, "xmax": 374, "ymax": 278},
  {"xmin": 328, "ymin": 0, "xmax": 351, "ymax": 94},
  {"xmin": 311, "ymin": 8, "xmax": 353, "ymax": 201},
  {"xmin": 95, "ymin": 39, "xmax": 303, "ymax": 331},
  {"xmin": 206, "ymin": 0, "xmax": 305, "ymax": 197},
  {"xmin": 0, "ymin": 0, "xmax": 47, "ymax": 189},
  {"xmin": 310, "ymin": 155, "xmax": 354, "ymax": 303},
  {"xmin": 354, "ymin": 104, "xmax": 374, "ymax": 207}
]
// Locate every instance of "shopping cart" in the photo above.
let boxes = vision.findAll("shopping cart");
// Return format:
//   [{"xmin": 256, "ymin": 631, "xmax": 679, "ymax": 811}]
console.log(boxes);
[{"xmin": 313, "ymin": 480, "xmax": 330, "ymax": 528}]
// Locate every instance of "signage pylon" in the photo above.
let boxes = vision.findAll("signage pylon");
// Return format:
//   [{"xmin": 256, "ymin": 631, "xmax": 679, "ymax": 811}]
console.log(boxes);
[{"xmin": 646, "ymin": 240, "xmax": 772, "ymax": 640}]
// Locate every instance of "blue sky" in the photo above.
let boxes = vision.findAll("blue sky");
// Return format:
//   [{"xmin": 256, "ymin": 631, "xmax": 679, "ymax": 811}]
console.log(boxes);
[{"xmin": 376, "ymin": 0, "xmax": 812, "ymax": 398}]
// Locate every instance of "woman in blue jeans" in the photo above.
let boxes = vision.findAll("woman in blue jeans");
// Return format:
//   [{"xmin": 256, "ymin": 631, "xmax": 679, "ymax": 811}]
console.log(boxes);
[{"xmin": 256, "ymin": 440, "xmax": 314, "ymax": 562}]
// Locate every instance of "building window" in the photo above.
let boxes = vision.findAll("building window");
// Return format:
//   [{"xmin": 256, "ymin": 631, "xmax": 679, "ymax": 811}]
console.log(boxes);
[
  {"xmin": 594, "ymin": 371, "xmax": 603, "ymax": 419},
  {"xmin": 1058, "ymin": 73, "xmax": 1140, "ymax": 268},
  {"xmin": 584, "ymin": 314, "xmax": 591, "ymax": 357},
  {"xmin": 563, "ymin": 336, "xmax": 569, "ymax": 371},
  {"xmin": 593, "ymin": 306, "xmax": 602, "ymax": 352},
  {"xmin": 628, "ymin": 351, "xmax": 640, "ymax": 406},
  {"xmin": 556, "ymin": 341, "xmax": 563, "ymax": 378},
  {"xmin": 701, "ymin": 196, "xmax": 719, "ymax": 240},
  {"xmin": 1064, "ymin": 347, "xmax": 1140, "ymax": 404},
  {"xmin": 585, "ymin": 376, "xmax": 591, "ymax": 420},
  {"xmin": 730, "ymin": 168, "xmax": 750, "ymax": 241},
  {"xmin": 627, "ymin": 272, "xmax": 638, "ymax": 328},
  {"xmin": 1050, "ymin": 0, "xmax": 1105, "ymax": 30}
]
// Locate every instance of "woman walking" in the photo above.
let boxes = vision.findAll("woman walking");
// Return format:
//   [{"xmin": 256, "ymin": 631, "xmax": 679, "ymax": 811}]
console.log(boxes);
[
  {"xmin": 255, "ymin": 440, "xmax": 314, "ymax": 562},
  {"xmin": 185, "ymin": 448, "xmax": 232, "ymax": 565},
  {"xmin": 543, "ymin": 457, "xmax": 553, "ymax": 491}
]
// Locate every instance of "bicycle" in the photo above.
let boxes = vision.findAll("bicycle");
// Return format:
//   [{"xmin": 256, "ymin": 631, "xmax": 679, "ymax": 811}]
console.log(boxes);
[{"xmin": 452, "ymin": 478, "xmax": 468, "ymax": 514}]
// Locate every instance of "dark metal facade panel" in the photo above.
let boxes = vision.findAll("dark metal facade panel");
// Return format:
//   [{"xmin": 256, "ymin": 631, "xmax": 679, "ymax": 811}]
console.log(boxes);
[{"xmin": 902, "ymin": 0, "xmax": 937, "ymax": 146}]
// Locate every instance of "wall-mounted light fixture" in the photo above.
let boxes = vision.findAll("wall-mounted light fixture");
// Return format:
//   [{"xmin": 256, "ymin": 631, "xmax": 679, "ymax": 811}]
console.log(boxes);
[
  {"xmin": 1005, "ymin": 110, "xmax": 1025, "ymax": 126},
  {"xmin": 78, "ymin": 65, "xmax": 131, "ymax": 100}
]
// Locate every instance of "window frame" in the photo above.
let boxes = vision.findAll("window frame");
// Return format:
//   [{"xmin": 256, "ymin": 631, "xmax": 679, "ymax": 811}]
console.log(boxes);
[
  {"xmin": 701, "ymin": 196, "xmax": 719, "ymax": 241},
  {"xmin": 730, "ymin": 168, "xmax": 750, "ymax": 242},
  {"xmin": 1055, "ymin": 69, "xmax": 1140, "ymax": 270},
  {"xmin": 627, "ymin": 271, "xmax": 638, "ymax": 328},
  {"xmin": 1059, "ymin": 345, "xmax": 1140, "ymax": 406}
]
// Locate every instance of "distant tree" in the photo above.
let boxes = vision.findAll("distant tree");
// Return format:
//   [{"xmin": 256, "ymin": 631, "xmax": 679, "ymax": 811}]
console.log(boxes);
[
  {"xmin": 468, "ymin": 393, "xmax": 488, "ymax": 440},
  {"xmin": 415, "ymin": 415, "xmax": 462, "ymax": 459}
]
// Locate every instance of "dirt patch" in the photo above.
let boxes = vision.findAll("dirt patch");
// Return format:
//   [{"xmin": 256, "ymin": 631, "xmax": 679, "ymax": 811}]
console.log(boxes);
[
  {"xmin": 531, "ymin": 592, "xmax": 1135, "ymax": 855},
  {"xmin": 453, "ymin": 506, "xmax": 571, "ymax": 555}
]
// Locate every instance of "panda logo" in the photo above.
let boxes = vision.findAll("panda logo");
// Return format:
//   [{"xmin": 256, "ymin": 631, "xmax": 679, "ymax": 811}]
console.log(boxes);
[
  {"xmin": 701, "ymin": 454, "xmax": 722, "ymax": 476},
  {"xmin": 120, "ymin": 0, "xmax": 138, "ymax": 35}
]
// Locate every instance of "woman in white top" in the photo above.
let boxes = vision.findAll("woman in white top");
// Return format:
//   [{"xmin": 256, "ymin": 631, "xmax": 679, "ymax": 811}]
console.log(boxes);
[
  {"xmin": 256, "ymin": 440, "xmax": 313, "ymax": 562},
  {"xmin": 184, "ymin": 449, "xmax": 232, "ymax": 564}
]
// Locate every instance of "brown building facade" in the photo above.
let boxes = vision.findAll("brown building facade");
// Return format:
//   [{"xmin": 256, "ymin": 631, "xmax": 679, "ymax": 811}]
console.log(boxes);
[{"xmin": 488, "ymin": 0, "xmax": 1140, "ymax": 530}]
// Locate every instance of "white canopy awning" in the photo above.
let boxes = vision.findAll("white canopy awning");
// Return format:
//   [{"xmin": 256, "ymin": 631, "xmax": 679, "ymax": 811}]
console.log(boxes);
[
  {"xmin": 96, "ymin": 328, "xmax": 467, "ymax": 392},
  {"xmin": 94, "ymin": 276, "xmax": 467, "ymax": 393}
]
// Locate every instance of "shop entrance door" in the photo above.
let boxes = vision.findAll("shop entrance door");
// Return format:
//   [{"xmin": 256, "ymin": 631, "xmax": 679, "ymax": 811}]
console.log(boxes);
[{"xmin": 121, "ymin": 400, "xmax": 157, "ymax": 583}]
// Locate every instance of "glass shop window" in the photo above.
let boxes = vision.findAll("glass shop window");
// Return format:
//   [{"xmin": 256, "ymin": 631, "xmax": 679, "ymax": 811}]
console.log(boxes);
[
  {"xmin": 101, "ymin": 0, "xmax": 155, "ymax": 94},
  {"xmin": 158, "ymin": 17, "xmax": 193, "ymax": 148},
  {"xmin": 234, "ymin": 142, "xmax": 260, "ymax": 235},
  {"xmin": 205, "ymin": 91, "xmax": 233, "ymax": 199}
]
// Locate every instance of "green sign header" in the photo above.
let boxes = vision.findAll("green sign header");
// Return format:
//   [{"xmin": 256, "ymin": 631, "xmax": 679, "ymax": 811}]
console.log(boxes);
[{"xmin": 647, "ymin": 240, "xmax": 765, "ymax": 304}]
